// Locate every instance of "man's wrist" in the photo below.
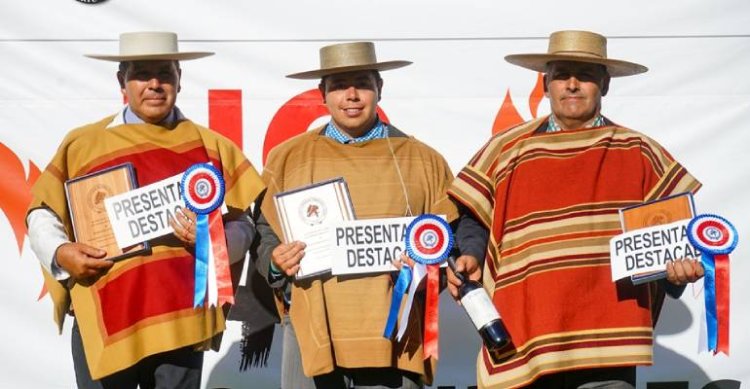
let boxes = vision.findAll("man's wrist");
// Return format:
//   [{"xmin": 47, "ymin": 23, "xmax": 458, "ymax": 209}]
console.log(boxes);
[
  {"xmin": 51, "ymin": 243, "xmax": 72, "ymax": 280},
  {"xmin": 269, "ymin": 261, "xmax": 283, "ymax": 277},
  {"xmin": 52, "ymin": 243, "xmax": 66, "ymax": 268}
]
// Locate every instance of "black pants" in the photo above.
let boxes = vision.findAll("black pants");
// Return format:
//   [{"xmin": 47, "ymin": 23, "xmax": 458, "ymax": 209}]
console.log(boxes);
[
  {"xmin": 523, "ymin": 366, "xmax": 636, "ymax": 389},
  {"xmin": 72, "ymin": 320, "xmax": 204, "ymax": 389},
  {"xmin": 313, "ymin": 367, "xmax": 423, "ymax": 389}
]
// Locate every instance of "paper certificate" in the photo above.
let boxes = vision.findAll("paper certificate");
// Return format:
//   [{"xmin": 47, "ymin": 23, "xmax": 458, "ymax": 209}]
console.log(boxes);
[{"xmin": 274, "ymin": 177, "xmax": 355, "ymax": 279}]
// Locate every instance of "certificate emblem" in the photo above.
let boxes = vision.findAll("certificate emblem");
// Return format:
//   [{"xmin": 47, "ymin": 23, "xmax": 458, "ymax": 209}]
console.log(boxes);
[
  {"xmin": 405, "ymin": 214, "xmax": 453, "ymax": 265},
  {"xmin": 87, "ymin": 183, "xmax": 113, "ymax": 213},
  {"xmin": 644, "ymin": 210, "xmax": 671, "ymax": 226},
  {"xmin": 181, "ymin": 163, "xmax": 225, "ymax": 214},
  {"xmin": 299, "ymin": 197, "xmax": 327, "ymax": 225}
]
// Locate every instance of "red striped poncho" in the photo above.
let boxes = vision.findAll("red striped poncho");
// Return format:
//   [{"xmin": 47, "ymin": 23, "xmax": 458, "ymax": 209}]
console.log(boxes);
[{"xmin": 448, "ymin": 116, "xmax": 701, "ymax": 388}]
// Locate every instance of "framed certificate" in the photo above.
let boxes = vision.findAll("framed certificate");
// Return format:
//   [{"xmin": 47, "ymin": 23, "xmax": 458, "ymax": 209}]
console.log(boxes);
[
  {"xmin": 619, "ymin": 192, "xmax": 696, "ymax": 284},
  {"xmin": 274, "ymin": 177, "xmax": 355, "ymax": 279},
  {"xmin": 64, "ymin": 163, "xmax": 150, "ymax": 262}
]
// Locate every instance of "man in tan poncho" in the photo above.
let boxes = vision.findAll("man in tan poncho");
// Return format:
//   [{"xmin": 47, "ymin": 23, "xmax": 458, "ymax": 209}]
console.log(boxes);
[
  {"xmin": 255, "ymin": 42, "xmax": 457, "ymax": 388},
  {"xmin": 26, "ymin": 32, "xmax": 264, "ymax": 388}
]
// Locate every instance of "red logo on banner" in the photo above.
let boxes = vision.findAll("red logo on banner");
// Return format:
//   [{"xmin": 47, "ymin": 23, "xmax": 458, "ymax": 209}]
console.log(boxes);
[
  {"xmin": 0, "ymin": 143, "xmax": 40, "ymax": 253},
  {"xmin": 209, "ymin": 90, "xmax": 243, "ymax": 149},
  {"xmin": 492, "ymin": 73, "xmax": 545, "ymax": 134},
  {"xmin": 263, "ymin": 89, "xmax": 390, "ymax": 164}
]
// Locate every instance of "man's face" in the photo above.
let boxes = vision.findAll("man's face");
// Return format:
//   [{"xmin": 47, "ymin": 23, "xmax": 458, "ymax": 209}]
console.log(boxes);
[
  {"xmin": 544, "ymin": 61, "xmax": 610, "ymax": 130},
  {"xmin": 118, "ymin": 60, "xmax": 181, "ymax": 124},
  {"xmin": 319, "ymin": 70, "xmax": 383, "ymax": 138}
]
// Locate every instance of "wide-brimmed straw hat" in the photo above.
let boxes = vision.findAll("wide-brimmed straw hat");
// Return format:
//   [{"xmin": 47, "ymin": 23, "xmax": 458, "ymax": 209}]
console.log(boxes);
[
  {"xmin": 286, "ymin": 41, "xmax": 411, "ymax": 79},
  {"xmin": 85, "ymin": 31, "xmax": 213, "ymax": 62},
  {"xmin": 505, "ymin": 30, "xmax": 647, "ymax": 77}
]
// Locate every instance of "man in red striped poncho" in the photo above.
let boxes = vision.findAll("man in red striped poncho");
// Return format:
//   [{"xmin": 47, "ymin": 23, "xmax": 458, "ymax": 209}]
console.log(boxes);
[{"xmin": 443, "ymin": 30, "xmax": 705, "ymax": 389}]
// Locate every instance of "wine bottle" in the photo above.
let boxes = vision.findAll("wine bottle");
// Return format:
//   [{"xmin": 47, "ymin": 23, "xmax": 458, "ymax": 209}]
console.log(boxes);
[{"xmin": 448, "ymin": 256, "xmax": 510, "ymax": 351}]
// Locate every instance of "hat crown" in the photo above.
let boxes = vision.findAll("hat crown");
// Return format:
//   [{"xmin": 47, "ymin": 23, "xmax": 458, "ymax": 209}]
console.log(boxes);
[
  {"xmin": 85, "ymin": 31, "xmax": 212, "ymax": 62},
  {"xmin": 547, "ymin": 30, "xmax": 607, "ymax": 60},
  {"xmin": 119, "ymin": 32, "xmax": 179, "ymax": 56},
  {"xmin": 319, "ymin": 42, "xmax": 378, "ymax": 70},
  {"xmin": 286, "ymin": 41, "xmax": 411, "ymax": 79},
  {"xmin": 503, "ymin": 30, "xmax": 647, "ymax": 77}
]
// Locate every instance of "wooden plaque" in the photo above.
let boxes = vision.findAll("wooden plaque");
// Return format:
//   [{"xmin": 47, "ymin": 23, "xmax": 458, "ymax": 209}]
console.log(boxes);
[
  {"xmin": 619, "ymin": 192, "xmax": 696, "ymax": 284},
  {"xmin": 64, "ymin": 163, "xmax": 149, "ymax": 262}
]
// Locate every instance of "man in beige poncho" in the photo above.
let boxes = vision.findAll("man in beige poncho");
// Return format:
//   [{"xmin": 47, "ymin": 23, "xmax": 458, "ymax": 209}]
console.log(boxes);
[
  {"xmin": 26, "ymin": 32, "xmax": 264, "ymax": 388},
  {"xmin": 254, "ymin": 42, "xmax": 458, "ymax": 388}
]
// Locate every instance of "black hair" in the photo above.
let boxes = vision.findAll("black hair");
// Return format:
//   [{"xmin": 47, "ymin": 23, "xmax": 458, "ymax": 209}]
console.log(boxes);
[
  {"xmin": 117, "ymin": 60, "xmax": 182, "ymax": 74},
  {"xmin": 319, "ymin": 70, "xmax": 382, "ymax": 92}
]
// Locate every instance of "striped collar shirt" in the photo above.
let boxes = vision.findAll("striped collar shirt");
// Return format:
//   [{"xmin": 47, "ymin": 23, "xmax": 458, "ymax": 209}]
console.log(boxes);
[{"xmin": 546, "ymin": 114, "xmax": 605, "ymax": 133}]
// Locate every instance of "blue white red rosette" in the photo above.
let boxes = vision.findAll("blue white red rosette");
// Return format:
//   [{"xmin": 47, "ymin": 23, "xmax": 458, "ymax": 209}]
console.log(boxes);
[
  {"xmin": 182, "ymin": 164, "xmax": 225, "ymax": 214},
  {"xmin": 688, "ymin": 214, "xmax": 738, "ymax": 255},
  {"xmin": 687, "ymin": 214, "xmax": 738, "ymax": 355},
  {"xmin": 181, "ymin": 163, "xmax": 233, "ymax": 308},
  {"xmin": 405, "ymin": 214, "xmax": 454, "ymax": 265},
  {"xmin": 384, "ymin": 214, "xmax": 453, "ymax": 360}
]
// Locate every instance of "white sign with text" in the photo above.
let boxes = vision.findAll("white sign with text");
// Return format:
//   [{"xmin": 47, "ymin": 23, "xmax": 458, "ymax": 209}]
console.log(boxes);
[
  {"xmin": 331, "ymin": 216, "xmax": 416, "ymax": 275},
  {"xmin": 104, "ymin": 172, "xmax": 185, "ymax": 248},
  {"xmin": 609, "ymin": 219, "xmax": 701, "ymax": 281}
]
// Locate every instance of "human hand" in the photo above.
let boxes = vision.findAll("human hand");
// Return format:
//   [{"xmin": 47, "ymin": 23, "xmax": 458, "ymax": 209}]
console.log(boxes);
[
  {"xmin": 666, "ymin": 259, "xmax": 704, "ymax": 286},
  {"xmin": 392, "ymin": 253, "xmax": 427, "ymax": 291},
  {"xmin": 170, "ymin": 208, "xmax": 197, "ymax": 246},
  {"xmin": 392, "ymin": 252, "xmax": 416, "ymax": 271},
  {"xmin": 55, "ymin": 242, "xmax": 112, "ymax": 281},
  {"xmin": 447, "ymin": 255, "xmax": 481, "ymax": 300},
  {"xmin": 271, "ymin": 241, "xmax": 306, "ymax": 277}
]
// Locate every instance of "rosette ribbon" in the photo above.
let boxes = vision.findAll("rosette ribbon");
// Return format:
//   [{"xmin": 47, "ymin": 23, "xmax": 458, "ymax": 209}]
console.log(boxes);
[
  {"xmin": 383, "ymin": 214, "xmax": 453, "ymax": 361},
  {"xmin": 687, "ymin": 214, "xmax": 738, "ymax": 355},
  {"xmin": 181, "ymin": 163, "xmax": 234, "ymax": 308},
  {"xmin": 383, "ymin": 264, "xmax": 412, "ymax": 339}
]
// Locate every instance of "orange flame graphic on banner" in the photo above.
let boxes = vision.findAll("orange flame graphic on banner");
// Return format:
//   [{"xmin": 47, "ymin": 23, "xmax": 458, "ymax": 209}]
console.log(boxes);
[
  {"xmin": 0, "ymin": 143, "xmax": 40, "ymax": 253},
  {"xmin": 492, "ymin": 73, "xmax": 545, "ymax": 135}
]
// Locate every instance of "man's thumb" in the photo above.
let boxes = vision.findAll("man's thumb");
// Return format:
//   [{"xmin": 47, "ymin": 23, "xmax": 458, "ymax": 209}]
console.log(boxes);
[{"xmin": 81, "ymin": 245, "xmax": 106, "ymax": 258}]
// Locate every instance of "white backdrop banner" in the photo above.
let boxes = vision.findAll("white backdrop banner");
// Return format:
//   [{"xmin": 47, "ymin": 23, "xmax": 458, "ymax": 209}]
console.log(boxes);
[{"xmin": 1, "ymin": 0, "xmax": 748, "ymax": 388}]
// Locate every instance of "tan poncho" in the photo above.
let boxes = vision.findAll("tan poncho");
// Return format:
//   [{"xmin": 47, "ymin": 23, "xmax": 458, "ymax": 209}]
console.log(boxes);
[
  {"xmin": 29, "ymin": 116, "xmax": 264, "ymax": 379},
  {"xmin": 261, "ymin": 127, "xmax": 457, "ymax": 383}
]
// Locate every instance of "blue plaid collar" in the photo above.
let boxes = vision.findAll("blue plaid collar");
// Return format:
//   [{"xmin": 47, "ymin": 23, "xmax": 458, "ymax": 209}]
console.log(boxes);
[
  {"xmin": 324, "ymin": 117, "xmax": 387, "ymax": 144},
  {"xmin": 546, "ymin": 114, "xmax": 605, "ymax": 133}
]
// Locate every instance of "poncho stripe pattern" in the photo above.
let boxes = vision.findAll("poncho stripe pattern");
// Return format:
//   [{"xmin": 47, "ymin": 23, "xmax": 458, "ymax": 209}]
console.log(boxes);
[{"xmin": 448, "ymin": 116, "xmax": 701, "ymax": 388}]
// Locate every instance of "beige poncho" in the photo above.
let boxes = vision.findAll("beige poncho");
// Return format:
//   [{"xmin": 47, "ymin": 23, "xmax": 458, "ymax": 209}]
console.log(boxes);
[
  {"xmin": 29, "ymin": 116, "xmax": 264, "ymax": 379},
  {"xmin": 261, "ymin": 127, "xmax": 457, "ymax": 383}
]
